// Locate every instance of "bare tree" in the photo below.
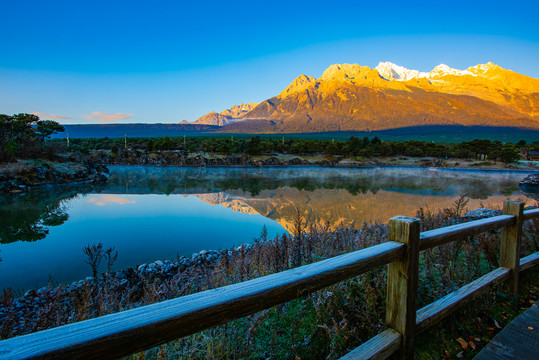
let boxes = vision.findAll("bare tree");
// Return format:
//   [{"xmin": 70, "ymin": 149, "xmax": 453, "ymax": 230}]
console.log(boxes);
[
  {"xmin": 104, "ymin": 246, "xmax": 118, "ymax": 273},
  {"xmin": 83, "ymin": 243, "xmax": 103, "ymax": 280}
]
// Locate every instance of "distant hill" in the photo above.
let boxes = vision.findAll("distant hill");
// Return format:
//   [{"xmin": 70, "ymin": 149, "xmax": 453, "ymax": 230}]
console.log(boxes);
[
  {"xmin": 50, "ymin": 124, "xmax": 539, "ymax": 142},
  {"xmin": 262, "ymin": 125, "xmax": 538, "ymax": 143},
  {"xmin": 213, "ymin": 62, "xmax": 539, "ymax": 133},
  {"xmin": 221, "ymin": 125, "xmax": 539, "ymax": 143},
  {"xmin": 51, "ymin": 123, "xmax": 219, "ymax": 139}
]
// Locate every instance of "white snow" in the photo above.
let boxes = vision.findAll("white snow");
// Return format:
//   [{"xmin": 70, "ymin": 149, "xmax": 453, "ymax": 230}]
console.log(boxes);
[
  {"xmin": 375, "ymin": 62, "xmax": 481, "ymax": 82},
  {"xmin": 466, "ymin": 62, "xmax": 501, "ymax": 75},
  {"xmin": 429, "ymin": 64, "xmax": 476, "ymax": 78},
  {"xmin": 376, "ymin": 62, "xmax": 429, "ymax": 81}
]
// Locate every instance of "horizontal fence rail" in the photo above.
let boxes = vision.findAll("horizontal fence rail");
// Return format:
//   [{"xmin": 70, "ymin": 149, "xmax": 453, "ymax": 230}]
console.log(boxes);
[
  {"xmin": 419, "ymin": 215, "xmax": 515, "ymax": 251},
  {"xmin": 520, "ymin": 252, "xmax": 539, "ymax": 271},
  {"xmin": 523, "ymin": 207, "xmax": 539, "ymax": 221},
  {"xmin": 0, "ymin": 242, "xmax": 405, "ymax": 360},
  {"xmin": 0, "ymin": 202, "xmax": 538, "ymax": 360},
  {"xmin": 339, "ymin": 328, "xmax": 401, "ymax": 360},
  {"xmin": 415, "ymin": 267, "xmax": 511, "ymax": 333}
]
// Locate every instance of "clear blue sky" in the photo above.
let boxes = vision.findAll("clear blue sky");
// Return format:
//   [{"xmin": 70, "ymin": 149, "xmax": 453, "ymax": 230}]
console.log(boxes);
[{"xmin": 1, "ymin": 0, "xmax": 538, "ymax": 124}]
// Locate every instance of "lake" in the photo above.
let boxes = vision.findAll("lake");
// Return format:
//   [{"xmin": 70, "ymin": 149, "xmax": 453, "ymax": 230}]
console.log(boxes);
[{"xmin": 1, "ymin": 165, "xmax": 537, "ymax": 292}]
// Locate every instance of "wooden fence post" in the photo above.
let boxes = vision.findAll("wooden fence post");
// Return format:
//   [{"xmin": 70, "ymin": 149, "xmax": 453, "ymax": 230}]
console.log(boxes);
[
  {"xmin": 386, "ymin": 216, "xmax": 421, "ymax": 360},
  {"xmin": 500, "ymin": 201, "xmax": 524, "ymax": 296}
]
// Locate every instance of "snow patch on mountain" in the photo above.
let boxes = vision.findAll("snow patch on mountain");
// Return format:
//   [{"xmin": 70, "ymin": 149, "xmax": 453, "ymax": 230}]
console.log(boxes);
[
  {"xmin": 375, "ymin": 62, "xmax": 485, "ymax": 81},
  {"xmin": 466, "ymin": 62, "xmax": 504, "ymax": 76},
  {"xmin": 376, "ymin": 62, "xmax": 428, "ymax": 81},
  {"xmin": 429, "ymin": 64, "xmax": 476, "ymax": 78}
]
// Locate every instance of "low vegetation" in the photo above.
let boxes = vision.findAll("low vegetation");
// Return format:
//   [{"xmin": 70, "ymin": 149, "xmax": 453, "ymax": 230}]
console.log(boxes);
[
  {"xmin": 2, "ymin": 113, "xmax": 537, "ymax": 166},
  {"xmin": 0, "ymin": 113, "xmax": 64, "ymax": 163},
  {"xmin": 0, "ymin": 114, "xmax": 111, "ymax": 191},
  {"xmin": 1, "ymin": 199, "xmax": 537, "ymax": 359},
  {"xmin": 47, "ymin": 136, "xmax": 539, "ymax": 169},
  {"xmin": 54, "ymin": 135, "xmax": 538, "ymax": 165}
]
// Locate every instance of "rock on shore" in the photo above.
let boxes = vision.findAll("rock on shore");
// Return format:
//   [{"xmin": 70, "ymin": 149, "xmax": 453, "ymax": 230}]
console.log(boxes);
[
  {"xmin": 520, "ymin": 173, "xmax": 539, "ymax": 188},
  {"xmin": 0, "ymin": 245, "xmax": 249, "ymax": 338},
  {"xmin": 87, "ymin": 149, "xmax": 392, "ymax": 168},
  {"xmin": 0, "ymin": 159, "xmax": 109, "ymax": 192}
]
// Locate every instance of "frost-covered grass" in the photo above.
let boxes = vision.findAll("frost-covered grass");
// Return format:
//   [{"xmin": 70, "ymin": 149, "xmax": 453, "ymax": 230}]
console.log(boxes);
[{"xmin": 1, "ymin": 201, "xmax": 538, "ymax": 359}]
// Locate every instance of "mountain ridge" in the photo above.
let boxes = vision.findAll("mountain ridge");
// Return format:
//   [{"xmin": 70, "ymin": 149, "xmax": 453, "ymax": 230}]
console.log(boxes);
[
  {"xmin": 193, "ymin": 102, "xmax": 258, "ymax": 126},
  {"xmin": 213, "ymin": 62, "xmax": 539, "ymax": 133}
]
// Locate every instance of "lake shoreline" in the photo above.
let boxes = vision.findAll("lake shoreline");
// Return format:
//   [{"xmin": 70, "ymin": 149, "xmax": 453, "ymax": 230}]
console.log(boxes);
[
  {"xmin": 1, "ymin": 152, "xmax": 537, "ymax": 194},
  {"xmin": 105, "ymin": 162, "xmax": 539, "ymax": 173},
  {"xmin": 0, "ymin": 159, "xmax": 110, "ymax": 193},
  {"xmin": 92, "ymin": 150, "xmax": 538, "ymax": 171},
  {"xmin": 1, "ymin": 159, "xmax": 537, "ymax": 195},
  {"xmin": 101, "ymin": 153, "xmax": 539, "ymax": 171}
]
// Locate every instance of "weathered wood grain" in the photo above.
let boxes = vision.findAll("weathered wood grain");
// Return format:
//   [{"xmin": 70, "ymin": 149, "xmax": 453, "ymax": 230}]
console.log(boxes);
[
  {"xmin": 0, "ymin": 241, "xmax": 405, "ymax": 360},
  {"xmin": 500, "ymin": 201, "xmax": 524, "ymax": 295},
  {"xmin": 386, "ymin": 216, "xmax": 420, "ymax": 360},
  {"xmin": 415, "ymin": 267, "xmax": 511, "ymax": 332},
  {"xmin": 523, "ymin": 208, "xmax": 539, "ymax": 221},
  {"xmin": 474, "ymin": 301, "xmax": 539, "ymax": 360},
  {"xmin": 338, "ymin": 328, "xmax": 401, "ymax": 360},
  {"xmin": 419, "ymin": 215, "xmax": 515, "ymax": 251},
  {"xmin": 520, "ymin": 252, "xmax": 539, "ymax": 272}
]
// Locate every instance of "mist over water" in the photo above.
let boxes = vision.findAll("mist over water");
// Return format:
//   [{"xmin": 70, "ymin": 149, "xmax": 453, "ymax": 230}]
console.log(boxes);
[{"xmin": 1, "ymin": 166, "xmax": 536, "ymax": 292}]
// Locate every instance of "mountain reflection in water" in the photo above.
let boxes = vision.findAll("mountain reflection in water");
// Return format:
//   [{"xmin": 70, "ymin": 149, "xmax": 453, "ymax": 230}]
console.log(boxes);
[
  {"xmin": 1, "ymin": 166, "xmax": 536, "ymax": 243},
  {"xmin": 0, "ymin": 166, "xmax": 536, "ymax": 291},
  {"xmin": 78, "ymin": 165, "xmax": 537, "ymax": 232}
]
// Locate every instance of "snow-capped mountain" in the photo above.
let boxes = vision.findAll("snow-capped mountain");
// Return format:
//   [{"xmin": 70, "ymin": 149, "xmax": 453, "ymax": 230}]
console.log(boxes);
[
  {"xmin": 375, "ymin": 62, "xmax": 429, "ymax": 81},
  {"xmin": 196, "ymin": 61, "xmax": 539, "ymax": 133},
  {"xmin": 376, "ymin": 62, "xmax": 480, "ymax": 81}
]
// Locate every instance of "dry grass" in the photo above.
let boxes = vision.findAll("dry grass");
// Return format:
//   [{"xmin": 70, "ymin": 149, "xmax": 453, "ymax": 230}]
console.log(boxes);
[{"xmin": 0, "ymin": 160, "xmax": 36, "ymax": 177}]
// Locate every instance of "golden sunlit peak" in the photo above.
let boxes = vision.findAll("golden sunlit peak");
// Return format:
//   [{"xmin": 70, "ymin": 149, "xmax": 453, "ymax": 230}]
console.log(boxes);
[
  {"xmin": 466, "ymin": 62, "xmax": 504, "ymax": 75},
  {"xmin": 319, "ymin": 63, "xmax": 374, "ymax": 82},
  {"xmin": 280, "ymin": 74, "xmax": 317, "ymax": 97},
  {"xmin": 320, "ymin": 62, "xmax": 509, "ymax": 83}
]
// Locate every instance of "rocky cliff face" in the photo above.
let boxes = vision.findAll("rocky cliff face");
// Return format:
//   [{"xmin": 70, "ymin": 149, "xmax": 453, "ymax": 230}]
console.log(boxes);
[
  {"xmin": 193, "ymin": 111, "xmax": 232, "ymax": 126},
  {"xmin": 220, "ymin": 62, "xmax": 539, "ymax": 133},
  {"xmin": 193, "ymin": 103, "xmax": 258, "ymax": 126}
]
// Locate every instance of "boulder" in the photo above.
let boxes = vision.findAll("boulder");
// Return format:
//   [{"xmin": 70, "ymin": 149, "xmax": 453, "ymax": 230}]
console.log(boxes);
[
  {"xmin": 520, "ymin": 174, "xmax": 539, "ymax": 200},
  {"xmin": 92, "ymin": 171, "xmax": 109, "ymax": 184},
  {"xmin": 465, "ymin": 208, "xmax": 498, "ymax": 219},
  {"xmin": 263, "ymin": 157, "xmax": 282, "ymax": 166},
  {"xmin": 520, "ymin": 174, "xmax": 539, "ymax": 187},
  {"xmin": 286, "ymin": 158, "xmax": 305, "ymax": 165}
]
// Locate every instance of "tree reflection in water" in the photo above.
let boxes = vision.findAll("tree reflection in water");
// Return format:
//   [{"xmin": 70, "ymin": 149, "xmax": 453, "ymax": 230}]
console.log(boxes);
[
  {"xmin": 0, "ymin": 166, "xmax": 534, "ymax": 244},
  {"xmin": 0, "ymin": 185, "xmax": 98, "ymax": 244}
]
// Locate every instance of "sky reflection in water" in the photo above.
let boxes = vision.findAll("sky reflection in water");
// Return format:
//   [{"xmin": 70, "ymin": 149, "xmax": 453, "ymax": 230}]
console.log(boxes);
[{"xmin": 0, "ymin": 166, "xmax": 536, "ymax": 292}]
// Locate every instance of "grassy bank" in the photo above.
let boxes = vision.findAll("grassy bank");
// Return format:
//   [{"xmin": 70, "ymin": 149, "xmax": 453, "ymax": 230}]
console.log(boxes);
[{"xmin": 1, "ymin": 201, "xmax": 538, "ymax": 359}]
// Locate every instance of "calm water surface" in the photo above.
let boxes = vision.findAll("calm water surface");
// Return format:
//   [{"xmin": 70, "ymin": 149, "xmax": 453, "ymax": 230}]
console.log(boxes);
[{"xmin": 0, "ymin": 165, "xmax": 536, "ymax": 292}]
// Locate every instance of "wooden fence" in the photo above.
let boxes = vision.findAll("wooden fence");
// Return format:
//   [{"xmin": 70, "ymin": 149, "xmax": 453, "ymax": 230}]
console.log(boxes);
[{"xmin": 1, "ymin": 201, "xmax": 538, "ymax": 360}]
